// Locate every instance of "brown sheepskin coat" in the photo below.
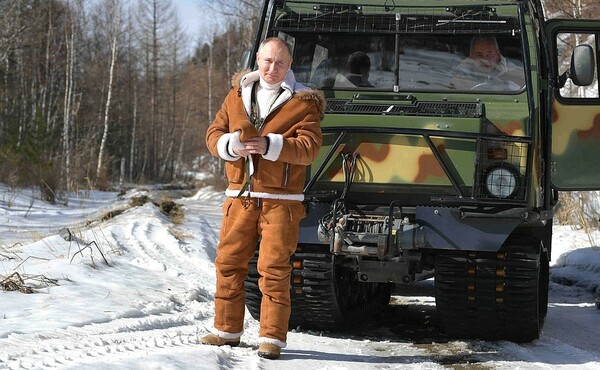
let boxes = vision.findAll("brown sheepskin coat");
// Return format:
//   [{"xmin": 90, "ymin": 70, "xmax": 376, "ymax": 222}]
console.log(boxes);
[{"xmin": 205, "ymin": 70, "xmax": 325, "ymax": 199}]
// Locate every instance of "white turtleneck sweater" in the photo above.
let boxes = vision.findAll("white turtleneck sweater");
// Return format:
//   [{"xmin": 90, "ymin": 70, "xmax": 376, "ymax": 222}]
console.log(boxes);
[{"xmin": 256, "ymin": 78, "xmax": 283, "ymax": 119}]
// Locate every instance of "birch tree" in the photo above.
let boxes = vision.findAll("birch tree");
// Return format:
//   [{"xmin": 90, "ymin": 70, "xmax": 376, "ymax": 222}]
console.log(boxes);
[
  {"xmin": 62, "ymin": 8, "xmax": 76, "ymax": 198},
  {"xmin": 96, "ymin": 0, "xmax": 124, "ymax": 182},
  {"xmin": 0, "ymin": 0, "xmax": 249, "ymax": 190},
  {"xmin": 543, "ymin": 0, "xmax": 600, "ymax": 19}
]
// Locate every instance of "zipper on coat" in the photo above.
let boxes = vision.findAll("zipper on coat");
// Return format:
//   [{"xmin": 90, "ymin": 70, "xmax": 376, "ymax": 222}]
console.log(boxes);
[{"xmin": 282, "ymin": 163, "xmax": 290, "ymax": 188}]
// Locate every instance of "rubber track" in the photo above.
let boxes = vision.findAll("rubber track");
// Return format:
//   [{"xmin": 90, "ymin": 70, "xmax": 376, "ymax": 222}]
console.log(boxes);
[
  {"xmin": 245, "ymin": 245, "xmax": 392, "ymax": 331},
  {"xmin": 434, "ymin": 234, "xmax": 542, "ymax": 342}
]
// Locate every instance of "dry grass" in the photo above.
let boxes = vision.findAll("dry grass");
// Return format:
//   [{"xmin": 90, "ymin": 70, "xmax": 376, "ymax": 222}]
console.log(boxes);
[
  {"xmin": 129, "ymin": 195, "xmax": 150, "ymax": 207},
  {"xmin": 1, "ymin": 272, "xmax": 33, "ymax": 293},
  {"xmin": 0, "ymin": 191, "xmax": 188, "ymax": 296},
  {"xmin": 158, "ymin": 197, "xmax": 185, "ymax": 224},
  {"xmin": 556, "ymin": 191, "xmax": 600, "ymax": 246},
  {"xmin": 0, "ymin": 272, "xmax": 58, "ymax": 294},
  {"xmin": 101, "ymin": 208, "xmax": 126, "ymax": 221},
  {"xmin": 96, "ymin": 195, "xmax": 184, "ymax": 225}
]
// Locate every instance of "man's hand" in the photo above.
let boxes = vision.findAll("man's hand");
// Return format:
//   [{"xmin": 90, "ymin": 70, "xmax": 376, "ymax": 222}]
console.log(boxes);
[
  {"xmin": 232, "ymin": 146, "xmax": 251, "ymax": 157},
  {"xmin": 232, "ymin": 136, "xmax": 268, "ymax": 156},
  {"xmin": 244, "ymin": 136, "xmax": 268, "ymax": 155}
]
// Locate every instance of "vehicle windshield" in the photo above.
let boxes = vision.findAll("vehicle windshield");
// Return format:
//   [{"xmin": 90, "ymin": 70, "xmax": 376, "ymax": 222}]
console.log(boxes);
[
  {"xmin": 287, "ymin": 33, "xmax": 525, "ymax": 92},
  {"xmin": 273, "ymin": 2, "xmax": 526, "ymax": 93}
]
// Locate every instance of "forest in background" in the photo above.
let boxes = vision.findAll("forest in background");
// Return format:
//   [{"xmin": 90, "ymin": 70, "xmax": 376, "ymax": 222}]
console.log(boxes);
[
  {"xmin": 0, "ymin": 0, "xmax": 259, "ymax": 202},
  {"xmin": 0, "ymin": 0, "xmax": 599, "ymax": 234}
]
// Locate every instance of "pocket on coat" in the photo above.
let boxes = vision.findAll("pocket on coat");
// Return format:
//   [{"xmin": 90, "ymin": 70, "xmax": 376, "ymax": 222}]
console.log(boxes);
[
  {"xmin": 225, "ymin": 160, "xmax": 245, "ymax": 184},
  {"xmin": 254, "ymin": 161, "xmax": 288, "ymax": 188}
]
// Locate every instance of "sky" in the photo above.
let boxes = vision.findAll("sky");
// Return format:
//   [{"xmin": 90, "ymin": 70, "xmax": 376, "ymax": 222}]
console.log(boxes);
[
  {"xmin": 0, "ymin": 182, "xmax": 599, "ymax": 369},
  {"xmin": 173, "ymin": 0, "xmax": 202, "ymax": 38},
  {"xmin": 172, "ymin": 0, "xmax": 229, "ymax": 50}
]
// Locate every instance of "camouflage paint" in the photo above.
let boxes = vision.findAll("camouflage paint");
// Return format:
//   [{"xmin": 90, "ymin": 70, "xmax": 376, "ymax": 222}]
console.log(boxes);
[
  {"xmin": 307, "ymin": 94, "xmax": 531, "ymax": 198},
  {"xmin": 319, "ymin": 135, "xmax": 457, "ymax": 185},
  {"xmin": 551, "ymin": 100, "xmax": 600, "ymax": 189}
]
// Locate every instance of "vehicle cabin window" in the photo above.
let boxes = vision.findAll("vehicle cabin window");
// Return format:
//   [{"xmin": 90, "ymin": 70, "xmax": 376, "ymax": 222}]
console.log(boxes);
[
  {"xmin": 556, "ymin": 32, "xmax": 599, "ymax": 99},
  {"xmin": 283, "ymin": 32, "xmax": 525, "ymax": 93}
]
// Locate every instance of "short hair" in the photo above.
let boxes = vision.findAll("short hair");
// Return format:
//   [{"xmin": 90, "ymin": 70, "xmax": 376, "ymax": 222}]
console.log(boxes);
[
  {"xmin": 258, "ymin": 37, "xmax": 292, "ymax": 59},
  {"xmin": 347, "ymin": 51, "xmax": 371, "ymax": 74},
  {"xmin": 470, "ymin": 36, "xmax": 500, "ymax": 53}
]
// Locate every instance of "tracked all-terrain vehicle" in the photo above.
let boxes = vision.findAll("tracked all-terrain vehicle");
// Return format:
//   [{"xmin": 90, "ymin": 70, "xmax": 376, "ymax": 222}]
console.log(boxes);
[{"xmin": 243, "ymin": 0, "xmax": 600, "ymax": 342}]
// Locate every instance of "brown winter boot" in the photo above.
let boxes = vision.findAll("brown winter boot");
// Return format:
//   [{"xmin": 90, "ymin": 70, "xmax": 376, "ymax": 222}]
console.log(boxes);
[
  {"xmin": 200, "ymin": 333, "xmax": 240, "ymax": 347},
  {"xmin": 257, "ymin": 342, "xmax": 281, "ymax": 359}
]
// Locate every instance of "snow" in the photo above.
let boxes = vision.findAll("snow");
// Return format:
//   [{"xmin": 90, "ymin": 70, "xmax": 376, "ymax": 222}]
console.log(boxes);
[{"xmin": 1, "ymin": 184, "xmax": 599, "ymax": 369}]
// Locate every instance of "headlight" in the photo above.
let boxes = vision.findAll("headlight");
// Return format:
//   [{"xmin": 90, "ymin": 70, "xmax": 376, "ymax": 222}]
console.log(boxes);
[{"xmin": 485, "ymin": 166, "xmax": 518, "ymax": 198}]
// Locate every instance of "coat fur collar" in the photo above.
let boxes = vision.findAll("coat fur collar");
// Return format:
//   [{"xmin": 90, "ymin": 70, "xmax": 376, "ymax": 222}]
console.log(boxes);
[{"xmin": 230, "ymin": 70, "xmax": 326, "ymax": 119}]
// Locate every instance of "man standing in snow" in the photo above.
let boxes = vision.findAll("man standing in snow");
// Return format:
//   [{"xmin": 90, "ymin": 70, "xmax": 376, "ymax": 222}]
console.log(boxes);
[{"xmin": 203, "ymin": 37, "xmax": 324, "ymax": 359}]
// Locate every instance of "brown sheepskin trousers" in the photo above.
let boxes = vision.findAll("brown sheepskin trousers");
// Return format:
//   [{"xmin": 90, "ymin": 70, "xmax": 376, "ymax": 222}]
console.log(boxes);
[{"xmin": 213, "ymin": 197, "xmax": 305, "ymax": 343}]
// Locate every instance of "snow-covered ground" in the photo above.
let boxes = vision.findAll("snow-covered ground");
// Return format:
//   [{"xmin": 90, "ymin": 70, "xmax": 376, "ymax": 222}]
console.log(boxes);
[{"xmin": 0, "ymin": 184, "xmax": 599, "ymax": 369}]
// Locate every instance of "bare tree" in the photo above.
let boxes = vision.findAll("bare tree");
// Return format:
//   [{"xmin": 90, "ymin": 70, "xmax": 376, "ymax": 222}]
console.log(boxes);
[
  {"xmin": 200, "ymin": 0, "xmax": 261, "ymax": 20},
  {"xmin": 0, "ymin": 0, "xmax": 259, "ymax": 192},
  {"xmin": 543, "ymin": 0, "xmax": 600, "ymax": 19},
  {"xmin": 135, "ymin": 0, "xmax": 178, "ymax": 179},
  {"xmin": 96, "ymin": 0, "xmax": 125, "ymax": 182},
  {"xmin": 0, "ymin": 2, "xmax": 24, "ymax": 137},
  {"xmin": 62, "ymin": 5, "xmax": 76, "ymax": 199},
  {"xmin": 160, "ymin": 17, "xmax": 187, "ymax": 180}
]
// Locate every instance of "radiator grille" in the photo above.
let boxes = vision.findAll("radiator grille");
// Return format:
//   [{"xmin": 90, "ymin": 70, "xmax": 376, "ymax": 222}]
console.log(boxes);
[{"xmin": 326, "ymin": 99, "xmax": 482, "ymax": 118}]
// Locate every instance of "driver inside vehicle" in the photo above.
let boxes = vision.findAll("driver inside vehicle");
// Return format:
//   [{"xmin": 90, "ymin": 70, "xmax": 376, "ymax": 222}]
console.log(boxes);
[
  {"xmin": 334, "ymin": 51, "xmax": 374, "ymax": 88},
  {"xmin": 450, "ymin": 36, "xmax": 524, "ymax": 91}
]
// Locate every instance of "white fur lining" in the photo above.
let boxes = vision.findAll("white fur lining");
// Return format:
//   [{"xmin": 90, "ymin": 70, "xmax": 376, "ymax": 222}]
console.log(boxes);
[
  {"xmin": 258, "ymin": 336, "xmax": 287, "ymax": 349},
  {"xmin": 225, "ymin": 189, "xmax": 304, "ymax": 201},
  {"xmin": 239, "ymin": 69, "xmax": 305, "ymax": 116},
  {"xmin": 263, "ymin": 133, "xmax": 283, "ymax": 161},
  {"xmin": 227, "ymin": 131, "xmax": 245, "ymax": 159},
  {"xmin": 217, "ymin": 131, "xmax": 242, "ymax": 161},
  {"xmin": 213, "ymin": 328, "xmax": 243, "ymax": 340}
]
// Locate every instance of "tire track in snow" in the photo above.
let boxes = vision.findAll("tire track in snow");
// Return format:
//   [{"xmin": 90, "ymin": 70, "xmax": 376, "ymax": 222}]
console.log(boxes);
[
  {"xmin": 104, "ymin": 215, "xmax": 216, "ymax": 327},
  {"xmin": 0, "ymin": 201, "xmax": 229, "ymax": 369},
  {"xmin": 0, "ymin": 321, "xmax": 203, "ymax": 369},
  {"xmin": 0, "ymin": 298, "xmax": 233, "ymax": 370},
  {"xmin": 0, "ymin": 318, "xmax": 263, "ymax": 370},
  {"xmin": 0, "ymin": 195, "xmax": 261, "ymax": 369},
  {"xmin": 111, "ymin": 214, "xmax": 215, "ymax": 296}
]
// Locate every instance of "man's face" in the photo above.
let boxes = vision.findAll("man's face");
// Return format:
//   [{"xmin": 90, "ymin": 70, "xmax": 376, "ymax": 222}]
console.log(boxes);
[
  {"xmin": 470, "ymin": 40, "xmax": 500, "ymax": 73},
  {"xmin": 257, "ymin": 41, "xmax": 292, "ymax": 85}
]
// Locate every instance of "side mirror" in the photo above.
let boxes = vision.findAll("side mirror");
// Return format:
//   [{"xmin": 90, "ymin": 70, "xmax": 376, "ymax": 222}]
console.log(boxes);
[{"xmin": 570, "ymin": 44, "xmax": 595, "ymax": 86}]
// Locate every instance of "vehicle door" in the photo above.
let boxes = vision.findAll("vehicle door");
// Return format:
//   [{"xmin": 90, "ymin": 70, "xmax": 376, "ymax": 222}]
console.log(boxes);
[{"xmin": 547, "ymin": 19, "xmax": 600, "ymax": 190}]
